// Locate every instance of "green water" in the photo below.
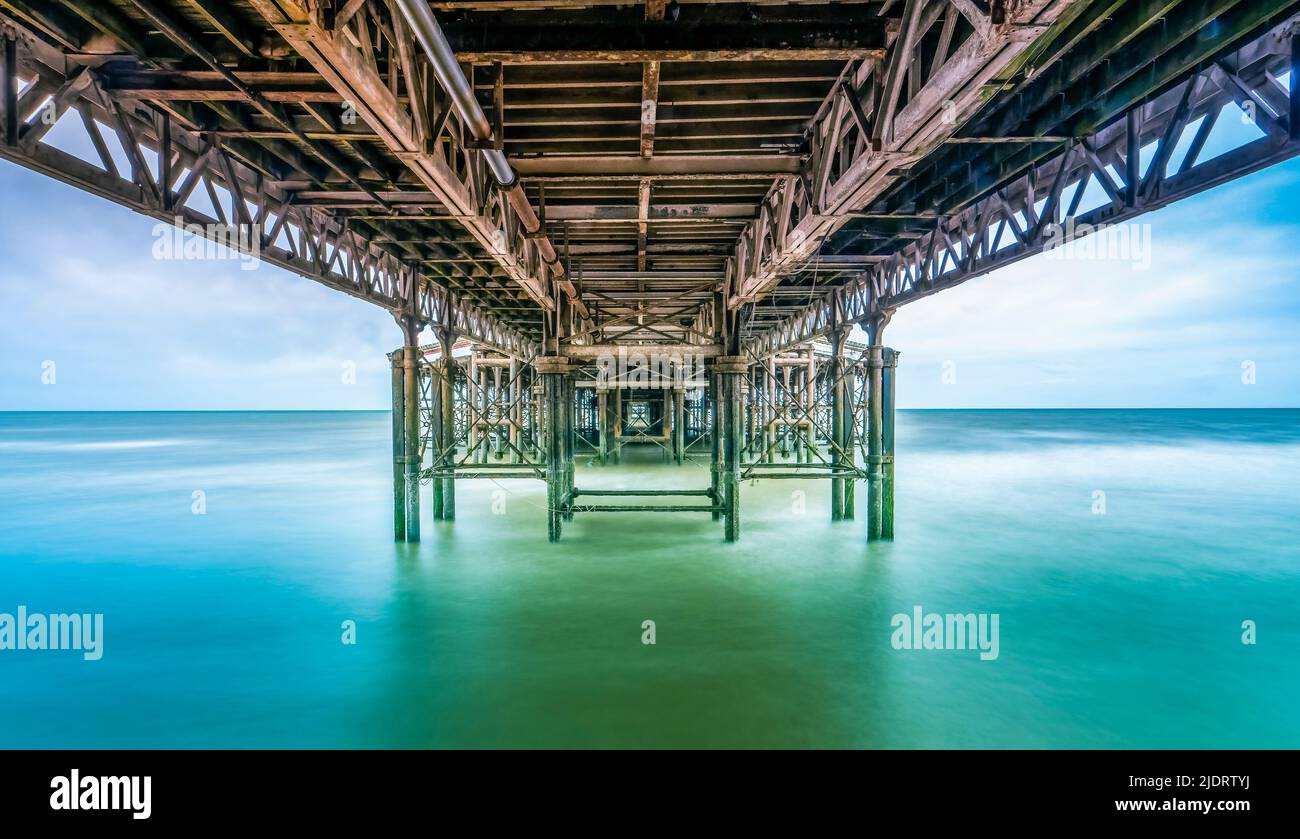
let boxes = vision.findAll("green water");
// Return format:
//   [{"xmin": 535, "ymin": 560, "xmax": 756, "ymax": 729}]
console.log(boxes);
[{"xmin": 0, "ymin": 409, "xmax": 1297, "ymax": 747}]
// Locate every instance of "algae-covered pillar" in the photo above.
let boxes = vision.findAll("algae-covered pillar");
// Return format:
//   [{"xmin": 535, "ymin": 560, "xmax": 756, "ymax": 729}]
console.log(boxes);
[
  {"xmin": 393, "ymin": 316, "xmax": 421, "ymax": 542},
  {"xmin": 437, "ymin": 326, "xmax": 456, "ymax": 521},
  {"xmin": 563, "ymin": 370, "xmax": 576, "ymax": 523},
  {"xmin": 674, "ymin": 385, "xmax": 686, "ymax": 465},
  {"xmin": 829, "ymin": 321, "xmax": 852, "ymax": 522},
  {"xmin": 709, "ymin": 370, "xmax": 722, "ymax": 522},
  {"xmin": 390, "ymin": 349, "xmax": 407, "ymax": 540},
  {"xmin": 865, "ymin": 313, "xmax": 894, "ymax": 542},
  {"xmin": 882, "ymin": 346, "xmax": 899, "ymax": 539},
  {"xmin": 536, "ymin": 355, "xmax": 574, "ymax": 542},
  {"xmin": 714, "ymin": 355, "xmax": 748, "ymax": 542}
]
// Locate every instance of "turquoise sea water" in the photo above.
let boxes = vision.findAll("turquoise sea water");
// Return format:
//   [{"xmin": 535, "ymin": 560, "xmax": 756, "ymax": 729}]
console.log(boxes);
[{"xmin": 0, "ymin": 409, "xmax": 1297, "ymax": 748}]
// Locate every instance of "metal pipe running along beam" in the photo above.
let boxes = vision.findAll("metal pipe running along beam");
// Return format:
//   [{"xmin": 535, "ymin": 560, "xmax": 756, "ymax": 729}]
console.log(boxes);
[{"xmin": 392, "ymin": 0, "xmax": 588, "ymax": 319}]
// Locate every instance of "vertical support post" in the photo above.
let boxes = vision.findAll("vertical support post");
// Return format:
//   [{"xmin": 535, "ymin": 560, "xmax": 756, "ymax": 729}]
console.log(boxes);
[
  {"xmin": 508, "ymin": 356, "xmax": 520, "ymax": 464},
  {"xmin": 805, "ymin": 345, "xmax": 818, "ymax": 462},
  {"xmin": 473, "ymin": 348, "xmax": 483, "ymax": 460},
  {"xmin": 751, "ymin": 374, "xmax": 760, "ymax": 460},
  {"xmin": 493, "ymin": 366, "xmax": 504, "ymax": 460},
  {"xmin": 866, "ymin": 342, "xmax": 884, "ymax": 542},
  {"xmin": 430, "ymin": 349, "xmax": 444, "ymax": 519},
  {"xmin": 390, "ymin": 350, "xmax": 406, "ymax": 540},
  {"xmin": 547, "ymin": 372, "xmax": 563, "ymax": 542},
  {"xmin": 537, "ymin": 356, "xmax": 570, "ymax": 542},
  {"xmin": 439, "ymin": 328, "xmax": 457, "ymax": 520},
  {"xmin": 613, "ymin": 387, "xmax": 622, "ymax": 463},
  {"xmin": 402, "ymin": 319, "xmax": 421, "ymax": 542},
  {"xmin": 709, "ymin": 372, "xmax": 721, "ymax": 521},
  {"xmin": 715, "ymin": 356, "xmax": 747, "ymax": 542},
  {"xmin": 765, "ymin": 356, "xmax": 776, "ymax": 463},
  {"xmin": 674, "ymin": 386, "xmax": 685, "ymax": 465},
  {"xmin": 843, "ymin": 358, "xmax": 856, "ymax": 520},
  {"xmin": 2, "ymin": 35, "xmax": 16, "ymax": 147},
  {"xmin": 597, "ymin": 388, "xmax": 608, "ymax": 465},
  {"xmin": 662, "ymin": 390, "xmax": 672, "ymax": 463},
  {"xmin": 865, "ymin": 313, "xmax": 891, "ymax": 542},
  {"xmin": 478, "ymin": 364, "xmax": 489, "ymax": 463},
  {"xmin": 829, "ymin": 326, "xmax": 846, "ymax": 521},
  {"xmin": 882, "ymin": 347, "xmax": 899, "ymax": 540},
  {"xmin": 563, "ymin": 372, "xmax": 576, "ymax": 522}
]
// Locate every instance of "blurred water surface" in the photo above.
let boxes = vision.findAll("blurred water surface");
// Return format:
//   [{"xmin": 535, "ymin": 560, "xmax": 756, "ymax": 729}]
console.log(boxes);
[{"xmin": 0, "ymin": 409, "xmax": 1296, "ymax": 747}]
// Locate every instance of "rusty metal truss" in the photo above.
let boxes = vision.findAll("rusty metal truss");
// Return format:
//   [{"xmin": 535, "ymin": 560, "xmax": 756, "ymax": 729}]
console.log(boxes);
[
  {"xmin": 2, "ymin": 0, "xmax": 1298, "ymax": 364},
  {"xmin": 0, "ymin": 11, "xmax": 538, "ymax": 357},
  {"xmin": 727, "ymin": 0, "xmax": 1078, "ymax": 312},
  {"xmin": 748, "ymin": 9, "xmax": 1300, "ymax": 356}
]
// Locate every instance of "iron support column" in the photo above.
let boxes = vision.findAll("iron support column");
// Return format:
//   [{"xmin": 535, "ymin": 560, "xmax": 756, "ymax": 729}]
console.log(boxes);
[
  {"xmin": 613, "ymin": 388, "xmax": 622, "ymax": 463},
  {"xmin": 563, "ymin": 372, "xmax": 576, "ymax": 522},
  {"xmin": 709, "ymin": 372, "xmax": 721, "ymax": 521},
  {"xmin": 390, "ymin": 350, "xmax": 406, "ymax": 540},
  {"xmin": 865, "ymin": 313, "xmax": 893, "ymax": 542},
  {"xmin": 597, "ymin": 388, "xmax": 608, "ymax": 465},
  {"xmin": 829, "ymin": 326, "xmax": 849, "ymax": 521},
  {"xmin": 508, "ymin": 356, "xmax": 520, "ymax": 465},
  {"xmin": 716, "ymin": 356, "xmax": 747, "ymax": 542},
  {"xmin": 882, "ymin": 347, "xmax": 899, "ymax": 539},
  {"xmin": 537, "ymin": 357, "xmax": 572, "ymax": 541},
  {"xmin": 866, "ymin": 343, "xmax": 884, "ymax": 542},
  {"xmin": 402, "ymin": 320, "xmax": 421, "ymax": 542},
  {"xmin": 439, "ymin": 328, "xmax": 456, "ymax": 520},
  {"xmin": 674, "ymin": 386, "xmax": 686, "ymax": 465},
  {"xmin": 843, "ymin": 360, "xmax": 857, "ymax": 520},
  {"xmin": 430, "ymin": 350, "xmax": 445, "ymax": 518}
]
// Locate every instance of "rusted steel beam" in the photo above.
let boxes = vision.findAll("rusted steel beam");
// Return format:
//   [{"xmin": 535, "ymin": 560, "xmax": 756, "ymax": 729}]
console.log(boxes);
[
  {"xmin": 747, "ymin": 11, "xmax": 1300, "ymax": 356},
  {"xmin": 728, "ymin": 0, "xmax": 1079, "ymax": 309},
  {"xmin": 243, "ymin": 0, "xmax": 567, "ymax": 315},
  {"xmin": 440, "ymin": 18, "xmax": 889, "ymax": 63},
  {"xmin": 513, "ymin": 155, "xmax": 801, "ymax": 178}
]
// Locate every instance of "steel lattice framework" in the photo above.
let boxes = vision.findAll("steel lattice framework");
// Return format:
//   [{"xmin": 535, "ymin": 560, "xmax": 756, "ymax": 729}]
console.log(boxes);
[
  {"xmin": 0, "ymin": 7, "xmax": 539, "ymax": 356},
  {"xmin": 2, "ymin": 1, "xmax": 1299, "ymax": 543},
  {"xmin": 4, "ymin": 1, "xmax": 1296, "ymax": 355},
  {"xmin": 748, "ymin": 7, "xmax": 1300, "ymax": 355}
]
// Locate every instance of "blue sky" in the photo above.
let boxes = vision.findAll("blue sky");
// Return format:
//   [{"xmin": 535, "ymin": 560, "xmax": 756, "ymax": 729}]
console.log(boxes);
[{"xmin": 1, "ymin": 111, "xmax": 1298, "ymax": 409}]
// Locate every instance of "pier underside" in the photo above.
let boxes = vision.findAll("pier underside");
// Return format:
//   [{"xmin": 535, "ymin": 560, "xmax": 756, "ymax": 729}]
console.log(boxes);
[{"xmin": 1, "ymin": 0, "xmax": 1297, "ymax": 541}]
